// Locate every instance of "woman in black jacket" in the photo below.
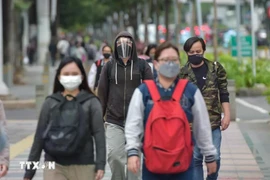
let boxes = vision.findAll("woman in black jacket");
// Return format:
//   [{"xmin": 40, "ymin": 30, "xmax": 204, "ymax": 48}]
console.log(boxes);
[{"xmin": 24, "ymin": 57, "xmax": 106, "ymax": 180}]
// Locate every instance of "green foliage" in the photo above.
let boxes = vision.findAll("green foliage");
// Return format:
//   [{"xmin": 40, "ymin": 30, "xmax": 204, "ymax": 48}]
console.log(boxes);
[
  {"xmin": 203, "ymin": 53, "xmax": 270, "ymax": 89},
  {"xmin": 14, "ymin": 0, "xmax": 32, "ymax": 11},
  {"xmin": 58, "ymin": 0, "xmax": 110, "ymax": 31},
  {"xmin": 264, "ymin": 89, "xmax": 270, "ymax": 104}
]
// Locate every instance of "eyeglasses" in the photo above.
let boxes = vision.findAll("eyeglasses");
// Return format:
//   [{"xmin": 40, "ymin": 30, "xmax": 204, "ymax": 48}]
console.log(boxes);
[{"xmin": 158, "ymin": 57, "xmax": 179, "ymax": 63}]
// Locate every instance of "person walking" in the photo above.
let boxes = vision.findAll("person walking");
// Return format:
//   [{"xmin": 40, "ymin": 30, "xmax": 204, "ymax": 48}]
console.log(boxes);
[
  {"xmin": 24, "ymin": 57, "xmax": 106, "ymax": 180},
  {"xmin": 180, "ymin": 36, "xmax": 230, "ymax": 180},
  {"xmin": 98, "ymin": 31, "xmax": 153, "ymax": 180}
]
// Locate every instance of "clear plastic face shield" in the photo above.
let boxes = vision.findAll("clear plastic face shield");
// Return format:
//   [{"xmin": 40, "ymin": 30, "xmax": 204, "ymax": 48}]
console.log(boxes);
[{"xmin": 116, "ymin": 37, "xmax": 133, "ymax": 59}]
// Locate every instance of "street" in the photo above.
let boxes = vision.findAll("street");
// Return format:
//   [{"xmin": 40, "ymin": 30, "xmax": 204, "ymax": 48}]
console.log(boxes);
[{"xmin": 2, "ymin": 65, "xmax": 270, "ymax": 179}]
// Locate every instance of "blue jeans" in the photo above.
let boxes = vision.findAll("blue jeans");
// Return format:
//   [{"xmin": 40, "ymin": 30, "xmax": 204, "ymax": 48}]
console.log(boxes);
[
  {"xmin": 193, "ymin": 128, "xmax": 221, "ymax": 180},
  {"xmin": 142, "ymin": 158, "xmax": 194, "ymax": 180}
]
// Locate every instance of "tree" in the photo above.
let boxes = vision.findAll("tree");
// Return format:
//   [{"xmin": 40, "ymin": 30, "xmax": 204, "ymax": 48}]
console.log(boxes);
[{"xmin": 58, "ymin": 0, "xmax": 110, "ymax": 31}]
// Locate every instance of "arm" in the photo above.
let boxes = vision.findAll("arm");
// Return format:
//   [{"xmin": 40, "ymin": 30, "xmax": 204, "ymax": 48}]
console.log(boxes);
[
  {"xmin": 192, "ymin": 89, "xmax": 217, "ymax": 163},
  {"xmin": 0, "ymin": 101, "xmax": 9, "ymax": 168},
  {"xmin": 142, "ymin": 60, "xmax": 153, "ymax": 80},
  {"xmin": 125, "ymin": 88, "xmax": 144, "ymax": 157},
  {"xmin": 216, "ymin": 62, "xmax": 230, "ymax": 130},
  {"xmin": 88, "ymin": 63, "xmax": 97, "ymax": 91},
  {"xmin": 24, "ymin": 99, "xmax": 51, "ymax": 179},
  {"xmin": 90, "ymin": 98, "xmax": 106, "ymax": 171},
  {"xmin": 98, "ymin": 62, "xmax": 110, "ymax": 116}
]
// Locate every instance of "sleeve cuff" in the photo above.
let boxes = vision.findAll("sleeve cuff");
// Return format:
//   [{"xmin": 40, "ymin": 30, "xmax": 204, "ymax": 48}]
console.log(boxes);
[
  {"xmin": 95, "ymin": 163, "xmax": 105, "ymax": 172},
  {"xmin": 205, "ymin": 155, "xmax": 216, "ymax": 163},
  {"xmin": 127, "ymin": 148, "xmax": 139, "ymax": 157}
]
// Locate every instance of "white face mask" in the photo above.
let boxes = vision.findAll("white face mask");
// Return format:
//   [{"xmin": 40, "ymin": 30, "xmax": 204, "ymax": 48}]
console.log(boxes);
[{"xmin": 59, "ymin": 75, "xmax": 82, "ymax": 91}]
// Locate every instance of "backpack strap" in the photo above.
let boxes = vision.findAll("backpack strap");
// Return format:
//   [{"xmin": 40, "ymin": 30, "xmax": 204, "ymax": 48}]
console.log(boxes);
[
  {"xmin": 139, "ymin": 59, "xmax": 146, "ymax": 80},
  {"xmin": 96, "ymin": 59, "xmax": 102, "ymax": 67},
  {"xmin": 144, "ymin": 80, "xmax": 161, "ymax": 102},
  {"xmin": 172, "ymin": 79, "xmax": 188, "ymax": 102}
]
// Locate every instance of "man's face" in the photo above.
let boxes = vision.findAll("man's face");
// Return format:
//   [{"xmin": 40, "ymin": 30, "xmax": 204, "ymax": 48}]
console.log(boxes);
[{"xmin": 116, "ymin": 37, "xmax": 133, "ymax": 59}]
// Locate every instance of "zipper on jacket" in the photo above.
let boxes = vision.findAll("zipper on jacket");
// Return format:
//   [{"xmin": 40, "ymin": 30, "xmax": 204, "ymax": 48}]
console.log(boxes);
[{"xmin": 124, "ymin": 67, "xmax": 127, "ymax": 122}]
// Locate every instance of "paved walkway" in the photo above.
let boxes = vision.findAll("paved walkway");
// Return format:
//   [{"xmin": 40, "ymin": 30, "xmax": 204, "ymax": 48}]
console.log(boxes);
[{"xmin": 3, "ymin": 122, "xmax": 267, "ymax": 180}]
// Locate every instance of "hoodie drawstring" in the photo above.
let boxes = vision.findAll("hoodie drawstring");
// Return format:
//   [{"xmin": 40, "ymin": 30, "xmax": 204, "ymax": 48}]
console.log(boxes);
[
  {"xmin": 115, "ymin": 62, "xmax": 118, "ymax": 84},
  {"xmin": 130, "ymin": 60, "xmax": 133, "ymax": 80}
]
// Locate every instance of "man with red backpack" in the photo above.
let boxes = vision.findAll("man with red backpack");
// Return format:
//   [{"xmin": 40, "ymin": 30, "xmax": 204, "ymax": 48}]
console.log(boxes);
[{"xmin": 125, "ymin": 42, "xmax": 217, "ymax": 179}]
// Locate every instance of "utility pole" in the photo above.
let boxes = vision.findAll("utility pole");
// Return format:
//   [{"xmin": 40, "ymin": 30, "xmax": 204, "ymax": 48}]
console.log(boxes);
[
  {"xmin": 250, "ymin": 0, "xmax": 256, "ymax": 78},
  {"xmin": 213, "ymin": 0, "xmax": 218, "ymax": 61},
  {"xmin": 196, "ymin": 0, "xmax": 204, "ymax": 38},
  {"xmin": 236, "ymin": 0, "xmax": 242, "ymax": 64}
]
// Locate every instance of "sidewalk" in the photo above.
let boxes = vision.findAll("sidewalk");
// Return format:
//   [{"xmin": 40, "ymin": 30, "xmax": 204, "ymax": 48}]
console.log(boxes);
[
  {"xmin": 3, "ymin": 65, "xmax": 57, "ymax": 109},
  {"xmin": 5, "ymin": 122, "xmax": 266, "ymax": 180}
]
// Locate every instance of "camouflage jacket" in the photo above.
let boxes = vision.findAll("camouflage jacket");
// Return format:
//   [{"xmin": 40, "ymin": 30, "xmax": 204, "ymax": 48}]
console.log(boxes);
[{"xmin": 179, "ymin": 59, "xmax": 229, "ymax": 130}]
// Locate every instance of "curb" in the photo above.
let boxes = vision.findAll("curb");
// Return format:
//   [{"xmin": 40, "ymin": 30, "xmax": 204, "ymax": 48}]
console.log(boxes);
[{"xmin": 3, "ymin": 99, "xmax": 36, "ymax": 110}]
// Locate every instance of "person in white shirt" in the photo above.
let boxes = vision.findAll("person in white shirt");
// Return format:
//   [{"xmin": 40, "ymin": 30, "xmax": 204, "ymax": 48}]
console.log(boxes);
[
  {"xmin": 88, "ymin": 45, "xmax": 112, "ymax": 94},
  {"xmin": 57, "ymin": 37, "xmax": 70, "ymax": 60}
]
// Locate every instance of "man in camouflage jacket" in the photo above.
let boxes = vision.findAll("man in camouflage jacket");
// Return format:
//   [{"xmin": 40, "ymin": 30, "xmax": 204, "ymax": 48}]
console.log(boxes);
[{"xmin": 180, "ymin": 36, "xmax": 230, "ymax": 180}]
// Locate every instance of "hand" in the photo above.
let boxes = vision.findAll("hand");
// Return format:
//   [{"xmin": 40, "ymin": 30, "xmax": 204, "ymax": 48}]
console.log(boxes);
[
  {"xmin": 127, "ymin": 156, "xmax": 140, "ymax": 175},
  {"xmin": 206, "ymin": 161, "xmax": 217, "ymax": 175},
  {"xmin": 0, "ymin": 164, "xmax": 8, "ymax": 177},
  {"xmin": 221, "ymin": 115, "xmax": 230, "ymax": 131},
  {"xmin": 95, "ymin": 170, "xmax": 104, "ymax": 180}
]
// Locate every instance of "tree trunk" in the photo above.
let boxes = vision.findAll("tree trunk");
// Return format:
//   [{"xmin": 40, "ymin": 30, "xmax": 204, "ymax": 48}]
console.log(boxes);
[
  {"xmin": 50, "ymin": 0, "xmax": 59, "ymax": 39},
  {"xmin": 178, "ymin": 1, "xmax": 182, "ymax": 47},
  {"xmin": 144, "ymin": 0, "xmax": 150, "ymax": 44},
  {"xmin": 13, "ymin": 10, "xmax": 25, "ymax": 85},
  {"xmin": 165, "ymin": 0, "xmax": 170, "ymax": 41},
  {"xmin": 5, "ymin": 0, "xmax": 16, "ymax": 86},
  {"xmin": 155, "ymin": 0, "xmax": 160, "ymax": 44},
  {"xmin": 191, "ymin": 1, "xmax": 196, "ymax": 36},
  {"xmin": 129, "ymin": 9, "xmax": 139, "ymax": 41},
  {"xmin": 213, "ymin": 0, "xmax": 218, "ymax": 61}
]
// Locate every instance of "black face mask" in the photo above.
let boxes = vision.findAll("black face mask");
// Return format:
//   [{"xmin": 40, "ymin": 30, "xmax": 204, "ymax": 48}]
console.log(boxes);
[
  {"xmin": 103, "ymin": 53, "xmax": 111, "ymax": 59},
  {"xmin": 188, "ymin": 54, "xmax": 204, "ymax": 65}
]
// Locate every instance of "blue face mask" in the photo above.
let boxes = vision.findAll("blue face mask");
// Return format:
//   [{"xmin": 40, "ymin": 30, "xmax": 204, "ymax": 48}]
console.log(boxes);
[{"xmin": 158, "ymin": 61, "xmax": 180, "ymax": 78}]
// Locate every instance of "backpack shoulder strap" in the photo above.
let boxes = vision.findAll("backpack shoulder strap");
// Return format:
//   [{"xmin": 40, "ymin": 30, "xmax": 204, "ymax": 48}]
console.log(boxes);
[
  {"xmin": 96, "ymin": 59, "xmax": 102, "ymax": 66},
  {"xmin": 139, "ymin": 59, "xmax": 146, "ymax": 80},
  {"xmin": 172, "ymin": 79, "xmax": 188, "ymax": 102},
  {"xmin": 76, "ymin": 93, "xmax": 96, "ymax": 104},
  {"xmin": 143, "ymin": 80, "xmax": 160, "ymax": 102}
]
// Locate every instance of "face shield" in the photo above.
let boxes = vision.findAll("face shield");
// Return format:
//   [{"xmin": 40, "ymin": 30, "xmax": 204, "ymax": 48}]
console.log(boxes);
[{"xmin": 116, "ymin": 37, "xmax": 133, "ymax": 59}]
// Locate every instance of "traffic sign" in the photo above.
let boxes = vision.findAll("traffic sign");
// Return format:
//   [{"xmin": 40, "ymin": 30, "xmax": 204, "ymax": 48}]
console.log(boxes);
[{"xmin": 231, "ymin": 35, "xmax": 253, "ymax": 57}]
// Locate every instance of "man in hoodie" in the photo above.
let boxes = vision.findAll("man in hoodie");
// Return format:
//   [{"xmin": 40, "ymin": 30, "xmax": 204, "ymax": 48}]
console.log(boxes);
[{"xmin": 98, "ymin": 31, "xmax": 153, "ymax": 180}]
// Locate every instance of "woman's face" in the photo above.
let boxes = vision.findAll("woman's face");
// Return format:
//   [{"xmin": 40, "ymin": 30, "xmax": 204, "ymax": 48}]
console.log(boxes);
[
  {"xmin": 59, "ymin": 62, "xmax": 82, "ymax": 77},
  {"xmin": 154, "ymin": 47, "xmax": 179, "ymax": 71},
  {"xmin": 187, "ymin": 41, "xmax": 204, "ymax": 56},
  {"xmin": 149, "ymin": 48, "xmax": 156, "ymax": 58},
  {"xmin": 102, "ymin": 46, "xmax": 112, "ymax": 54}
]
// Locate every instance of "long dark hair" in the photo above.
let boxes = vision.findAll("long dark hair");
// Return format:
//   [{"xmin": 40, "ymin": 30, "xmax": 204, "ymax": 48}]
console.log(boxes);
[
  {"xmin": 145, "ymin": 44, "xmax": 157, "ymax": 56},
  {"xmin": 53, "ymin": 56, "xmax": 92, "ymax": 94}
]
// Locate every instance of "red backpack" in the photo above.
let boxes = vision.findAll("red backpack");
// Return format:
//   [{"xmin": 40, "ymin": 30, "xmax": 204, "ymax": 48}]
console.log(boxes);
[{"xmin": 143, "ymin": 79, "xmax": 193, "ymax": 174}]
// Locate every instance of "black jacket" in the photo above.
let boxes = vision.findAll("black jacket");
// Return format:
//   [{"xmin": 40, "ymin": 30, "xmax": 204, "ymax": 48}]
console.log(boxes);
[
  {"xmin": 24, "ymin": 90, "xmax": 106, "ymax": 179},
  {"xmin": 98, "ymin": 31, "xmax": 153, "ymax": 127}
]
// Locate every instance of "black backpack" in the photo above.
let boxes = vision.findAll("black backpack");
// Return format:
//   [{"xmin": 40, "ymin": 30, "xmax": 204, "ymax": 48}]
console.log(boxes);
[{"xmin": 42, "ymin": 93, "xmax": 94, "ymax": 157}]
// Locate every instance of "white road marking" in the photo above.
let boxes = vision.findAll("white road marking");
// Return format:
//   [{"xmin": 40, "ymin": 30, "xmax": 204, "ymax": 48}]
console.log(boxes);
[{"xmin": 236, "ymin": 98, "xmax": 269, "ymax": 114}]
